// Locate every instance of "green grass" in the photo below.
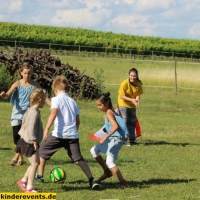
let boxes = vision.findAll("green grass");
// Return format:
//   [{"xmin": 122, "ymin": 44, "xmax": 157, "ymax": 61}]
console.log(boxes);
[
  {"xmin": 60, "ymin": 56, "xmax": 200, "ymax": 89},
  {"xmin": 1, "ymin": 86, "xmax": 200, "ymax": 200},
  {"xmin": 1, "ymin": 57, "xmax": 200, "ymax": 199}
]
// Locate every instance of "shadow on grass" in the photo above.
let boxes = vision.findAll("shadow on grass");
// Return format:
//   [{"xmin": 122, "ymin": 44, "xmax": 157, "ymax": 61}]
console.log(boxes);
[
  {"xmin": 0, "ymin": 147, "xmax": 12, "ymax": 150},
  {"xmin": 0, "ymin": 99, "xmax": 9, "ymax": 103},
  {"xmin": 63, "ymin": 178, "xmax": 196, "ymax": 190},
  {"xmin": 142, "ymin": 140, "xmax": 200, "ymax": 147},
  {"xmin": 135, "ymin": 178, "xmax": 196, "ymax": 188},
  {"xmin": 34, "ymin": 178, "xmax": 196, "ymax": 192}
]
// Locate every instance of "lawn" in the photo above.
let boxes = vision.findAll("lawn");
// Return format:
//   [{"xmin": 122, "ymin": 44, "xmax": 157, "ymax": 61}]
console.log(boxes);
[{"xmin": 0, "ymin": 57, "xmax": 200, "ymax": 200}]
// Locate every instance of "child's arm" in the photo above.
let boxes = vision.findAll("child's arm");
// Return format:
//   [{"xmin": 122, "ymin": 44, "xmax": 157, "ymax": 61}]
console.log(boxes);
[
  {"xmin": 43, "ymin": 108, "xmax": 57, "ymax": 141},
  {"xmin": 0, "ymin": 81, "xmax": 18, "ymax": 99},
  {"xmin": 76, "ymin": 115, "xmax": 80, "ymax": 130},
  {"xmin": 33, "ymin": 82, "xmax": 51, "ymax": 106}
]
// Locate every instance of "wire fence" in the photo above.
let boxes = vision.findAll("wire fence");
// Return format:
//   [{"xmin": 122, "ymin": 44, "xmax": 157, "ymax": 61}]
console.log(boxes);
[
  {"xmin": 1, "ymin": 39, "xmax": 200, "ymax": 63},
  {"xmin": 0, "ymin": 39, "xmax": 200, "ymax": 94}
]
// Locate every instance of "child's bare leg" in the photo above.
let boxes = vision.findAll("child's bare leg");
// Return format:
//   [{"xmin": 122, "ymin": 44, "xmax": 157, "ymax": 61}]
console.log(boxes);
[
  {"xmin": 109, "ymin": 165, "xmax": 129, "ymax": 188},
  {"xmin": 10, "ymin": 152, "xmax": 20, "ymax": 166},
  {"xmin": 18, "ymin": 154, "xmax": 24, "ymax": 161},
  {"xmin": 13, "ymin": 153, "xmax": 20, "ymax": 160},
  {"xmin": 37, "ymin": 157, "xmax": 46, "ymax": 176},
  {"xmin": 76, "ymin": 160, "xmax": 99, "ymax": 189},
  {"xmin": 95, "ymin": 155, "xmax": 108, "ymax": 171},
  {"xmin": 110, "ymin": 166, "xmax": 125, "ymax": 182},
  {"xmin": 90, "ymin": 147, "xmax": 112, "ymax": 182},
  {"xmin": 76, "ymin": 160, "xmax": 93, "ymax": 178},
  {"xmin": 27, "ymin": 152, "xmax": 39, "ymax": 187}
]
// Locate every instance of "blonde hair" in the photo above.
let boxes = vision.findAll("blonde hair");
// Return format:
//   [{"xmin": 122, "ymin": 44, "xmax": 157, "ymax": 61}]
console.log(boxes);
[
  {"xmin": 52, "ymin": 76, "xmax": 68, "ymax": 92},
  {"xmin": 29, "ymin": 88, "xmax": 46, "ymax": 106},
  {"xmin": 19, "ymin": 62, "xmax": 33, "ymax": 73}
]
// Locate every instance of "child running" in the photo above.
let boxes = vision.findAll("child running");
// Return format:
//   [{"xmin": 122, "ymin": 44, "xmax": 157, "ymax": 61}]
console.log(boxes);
[
  {"xmin": 16, "ymin": 88, "xmax": 46, "ymax": 192},
  {"xmin": 90, "ymin": 92, "xmax": 129, "ymax": 189},
  {"xmin": 0, "ymin": 63, "xmax": 42, "ymax": 166},
  {"xmin": 35, "ymin": 76, "xmax": 99, "ymax": 190}
]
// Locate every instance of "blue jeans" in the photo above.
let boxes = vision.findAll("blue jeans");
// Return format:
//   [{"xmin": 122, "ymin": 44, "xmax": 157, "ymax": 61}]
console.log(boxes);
[{"xmin": 118, "ymin": 106, "xmax": 136, "ymax": 141}]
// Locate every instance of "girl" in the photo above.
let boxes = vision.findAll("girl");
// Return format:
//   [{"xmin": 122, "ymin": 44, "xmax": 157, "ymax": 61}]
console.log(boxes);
[
  {"xmin": 90, "ymin": 92, "xmax": 129, "ymax": 189},
  {"xmin": 16, "ymin": 88, "xmax": 46, "ymax": 192},
  {"xmin": 0, "ymin": 63, "xmax": 49, "ymax": 166},
  {"xmin": 118, "ymin": 68, "xmax": 143, "ymax": 145}
]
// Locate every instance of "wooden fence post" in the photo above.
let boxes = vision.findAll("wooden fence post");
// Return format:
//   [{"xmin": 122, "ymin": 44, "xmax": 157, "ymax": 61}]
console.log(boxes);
[{"xmin": 174, "ymin": 59, "xmax": 177, "ymax": 95}]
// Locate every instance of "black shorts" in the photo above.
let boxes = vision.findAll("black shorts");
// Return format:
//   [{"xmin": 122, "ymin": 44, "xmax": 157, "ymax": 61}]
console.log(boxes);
[
  {"xmin": 39, "ymin": 135, "xmax": 85, "ymax": 162},
  {"xmin": 15, "ymin": 138, "xmax": 36, "ymax": 157}
]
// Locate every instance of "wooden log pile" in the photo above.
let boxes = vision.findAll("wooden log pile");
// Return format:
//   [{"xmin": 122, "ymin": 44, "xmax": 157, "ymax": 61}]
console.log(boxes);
[{"xmin": 0, "ymin": 48, "xmax": 101, "ymax": 100}]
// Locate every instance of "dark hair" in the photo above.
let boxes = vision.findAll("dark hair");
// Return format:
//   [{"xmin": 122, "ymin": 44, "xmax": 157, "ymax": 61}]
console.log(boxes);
[
  {"xmin": 96, "ymin": 92, "xmax": 113, "ymax": 109},
  {"xmin": 129, "ymin": 68, "xmax": 142, "ymax": 84}
]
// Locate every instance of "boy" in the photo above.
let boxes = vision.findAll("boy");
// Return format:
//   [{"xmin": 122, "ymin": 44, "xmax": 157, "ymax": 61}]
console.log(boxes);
[{"xmin": 35, "ymin": 76, "xmax": 99, "ymax": 190}]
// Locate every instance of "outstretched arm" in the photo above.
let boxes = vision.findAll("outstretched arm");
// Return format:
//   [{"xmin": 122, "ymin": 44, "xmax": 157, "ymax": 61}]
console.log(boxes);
[{"xmin": 0, "ymin": 81, "xmax": 19, "ymax": 99}]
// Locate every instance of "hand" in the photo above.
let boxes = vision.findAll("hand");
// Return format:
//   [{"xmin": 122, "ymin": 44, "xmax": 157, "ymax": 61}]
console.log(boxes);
[
  {"xmin": 99, "ymin": 135, "xmax": 107, "ymax": 145},
  {"xmin": 131, "ymin": 99, "xmax": 139, "ymax": 107},
  {"xmin": 0, "ymin": 91, "xmax": 5, "ymax": 98},
  {"xmin": 33, "ymin": 142, "xmax": 38, "ymax": 151},
  {"xmin": 43, "ymin": 129, "xmax": 48, "ymax": 141}
]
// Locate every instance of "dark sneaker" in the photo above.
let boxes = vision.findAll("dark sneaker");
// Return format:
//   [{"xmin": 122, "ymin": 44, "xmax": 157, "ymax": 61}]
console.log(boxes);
[
  {"xmin": 89, "ymin": 179, "xmax": 99, "ymax": 190},
  {"xmin": 130, "ymin": 140, "xmax": 140, "ymax": 145},
  {"xmin": 34, "ymin": 176, "xmax": 44, "ymax": 183}
]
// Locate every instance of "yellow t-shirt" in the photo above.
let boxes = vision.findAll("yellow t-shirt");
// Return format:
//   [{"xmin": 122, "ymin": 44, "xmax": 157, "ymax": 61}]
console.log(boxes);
[{"xmin": 118, "ymin": 79, "xmax": 143, "ymax": 108}]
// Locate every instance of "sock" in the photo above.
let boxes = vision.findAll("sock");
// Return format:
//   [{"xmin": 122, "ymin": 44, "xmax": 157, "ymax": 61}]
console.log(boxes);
[
  {"xmin": 21, "ymin": 178, "xmax": 27, "ymax": 183},
  {"xmin": 89, "ymin": 177, "xmax": 94, "ymax": 182},
  {"xmin": 37, "ymin": 174, "xmax": 43, "ymax": 179},
  {"xmin": 26, "ymin": 185, "xmax": 33, "ymax": 190}
]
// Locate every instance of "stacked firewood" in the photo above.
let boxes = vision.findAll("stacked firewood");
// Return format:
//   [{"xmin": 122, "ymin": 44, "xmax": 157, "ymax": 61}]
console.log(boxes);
[{"xmin": 0, "ymin": 48, "xmax": 101, "ymax": 100}]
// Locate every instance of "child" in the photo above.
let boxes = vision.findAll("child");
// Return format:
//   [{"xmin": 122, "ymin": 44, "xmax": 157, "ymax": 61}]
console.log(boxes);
[
  {"xmin": 118, "ymin": 68, "xmax": 143, "ymax": 145},
  {"xmin": 35, "ymin": 76, "xmax": 99, "ymax": 190},
  {"xmin": 90, "ymin": 92, "xmax": 129, "ymax": 189},
  {"xmin": 16, "ymin": 88, "xmax": 46, "ymax": 192},
  {"xmin": 0, "ymin": 63, "xmax": 41, "ymax": 166}
]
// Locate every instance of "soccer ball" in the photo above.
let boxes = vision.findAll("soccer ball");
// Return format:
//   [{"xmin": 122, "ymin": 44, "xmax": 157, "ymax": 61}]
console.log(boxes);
[{"xmin": 50, "ymin": 167, "xmax": 66, "ymax": 183}]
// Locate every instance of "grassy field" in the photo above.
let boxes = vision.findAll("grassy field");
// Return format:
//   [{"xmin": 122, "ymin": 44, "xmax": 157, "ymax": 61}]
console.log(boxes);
[
  {"xmin": 0, "ymin": 58, "xmax": 200, "ymax": 200},
  {"xmin": 59, "ymin": 56, "xmax": 200, "ymax": 90}
]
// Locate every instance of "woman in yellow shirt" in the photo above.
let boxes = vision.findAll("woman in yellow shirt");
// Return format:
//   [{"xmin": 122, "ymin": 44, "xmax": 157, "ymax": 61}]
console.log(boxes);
[{"xmin": 118, "ymin": 68, "xmax": 143, "ymax": 146}]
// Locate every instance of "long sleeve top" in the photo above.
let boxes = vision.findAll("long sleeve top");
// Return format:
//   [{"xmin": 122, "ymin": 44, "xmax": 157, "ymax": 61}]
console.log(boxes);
[{"xmin": 18, "ymin": 107, "xmax": 43, "ymax": 144}]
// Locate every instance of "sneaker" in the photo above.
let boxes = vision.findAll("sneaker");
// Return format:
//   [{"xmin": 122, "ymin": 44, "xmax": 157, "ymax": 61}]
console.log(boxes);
[
  {"xmin": 10, "ymin": 159, "xmax": 18, "ymax": 166},
  {"xmin": 17, "ymin": 180, "xmax": 26, "ymax": 191},
  {"xmin": 89, "ymin": 179, "xmax": 99, "ymax": 190},
  {"xmin": 34, "ymin": 175, "xmax": 44, "ymax": 183},
  {"xmin": 123, "ymin": 141, "xmax": 129, "ymax": 146},
  {"xmin": 130, "ymin": 140, "xmax": 140, "ymax": 145},
  {"xmin": 25, "ymin": 188, "xmax": 37, "ymax": 193}
]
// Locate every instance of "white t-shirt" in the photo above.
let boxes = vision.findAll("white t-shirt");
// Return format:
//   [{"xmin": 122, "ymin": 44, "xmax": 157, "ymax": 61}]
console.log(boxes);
[{"xmin": 51, "ymin": 93, "xmax": 80, "ymax": 139}]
